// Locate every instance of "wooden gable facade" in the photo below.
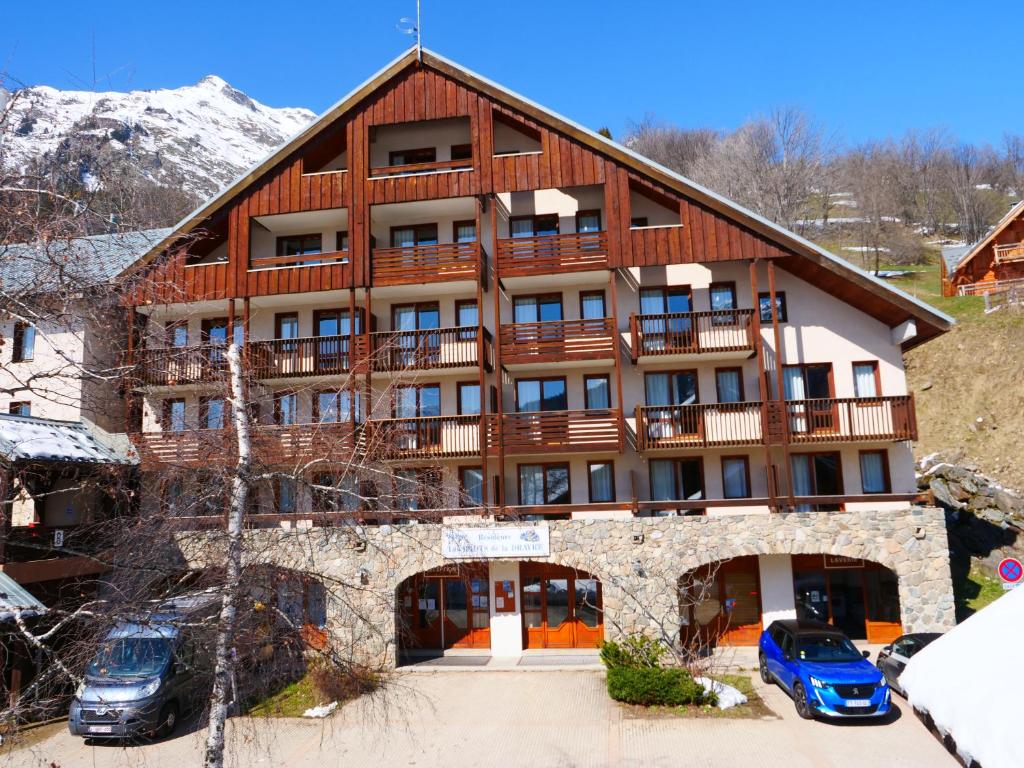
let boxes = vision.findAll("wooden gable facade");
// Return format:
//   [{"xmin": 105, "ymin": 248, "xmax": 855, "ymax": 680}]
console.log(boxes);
[{"xmin": 945, "ymin": 200, "xmax": 1024, "ymax": 294}]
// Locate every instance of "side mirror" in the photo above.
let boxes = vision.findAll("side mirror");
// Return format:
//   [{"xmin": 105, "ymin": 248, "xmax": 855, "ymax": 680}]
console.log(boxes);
[
  {"xmin": 882, "ymin": 645, "xmax": 893, "ymax": 654},
  {"xmin": 862, "ymin": 650, "xmax": 871, "ymax": 659}
]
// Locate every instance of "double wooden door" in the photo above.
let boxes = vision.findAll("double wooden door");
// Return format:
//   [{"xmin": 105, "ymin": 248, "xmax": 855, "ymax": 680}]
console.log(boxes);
[
  {"xmin": 521, "ymin": 564, "xmax": 603, "ymax": 648},
  {"xmin": 399, "ymin": 565, "xmax": 490, "ymax": 651}
]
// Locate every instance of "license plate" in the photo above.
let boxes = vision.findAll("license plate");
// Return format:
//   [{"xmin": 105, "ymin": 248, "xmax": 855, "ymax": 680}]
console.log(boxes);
[
  {"xmin": 844, "ymin": 699, "xmax": 871, "ymax": 708},
  {"xmin": 89, "ymin": 725, "xmax": 113, "ymax": 733}
]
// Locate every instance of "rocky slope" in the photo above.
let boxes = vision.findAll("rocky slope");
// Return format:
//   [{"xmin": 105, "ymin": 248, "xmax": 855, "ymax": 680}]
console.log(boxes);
[{"xmin": 0, "ymin": 76, "xmax": 316, "ymax": 198}]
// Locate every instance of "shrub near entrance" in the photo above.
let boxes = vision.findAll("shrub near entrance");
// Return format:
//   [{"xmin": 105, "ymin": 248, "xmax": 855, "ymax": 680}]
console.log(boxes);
[{"xmin": 600, "ymin": 636, "xmax": 714, "ymax": 707}]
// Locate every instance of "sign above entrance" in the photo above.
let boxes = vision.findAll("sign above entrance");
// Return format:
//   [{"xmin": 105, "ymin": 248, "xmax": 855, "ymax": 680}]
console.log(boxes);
[
  {"xmin": 824, "ymin": 555, "xmax": 865, "ymax": 569},
  {"xmin": 442, "ymin": 526, "xmax": 550, "ymax": 559}
]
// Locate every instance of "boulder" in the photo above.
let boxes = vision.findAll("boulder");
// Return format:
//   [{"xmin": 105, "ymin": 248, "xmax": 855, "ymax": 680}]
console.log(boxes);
[{"xmin": 930, "ymin": 478, "xmax": 965, "ymax": 511}]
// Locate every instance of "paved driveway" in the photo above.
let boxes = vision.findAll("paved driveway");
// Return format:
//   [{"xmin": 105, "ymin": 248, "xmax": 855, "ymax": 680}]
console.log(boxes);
[{"xmin": 7, "ymin": 671, "xmax": 954, "ymax": 768}]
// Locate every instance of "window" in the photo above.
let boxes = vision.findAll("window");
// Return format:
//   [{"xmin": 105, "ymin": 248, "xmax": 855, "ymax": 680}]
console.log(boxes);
[
  {"xmin": 453, "ymin": 220, "xmax": 477, "ymax": 243},
  {"xmin": 315, "ymin": 390, "xmax": 359, "ymax": 423},
  {"xmin": 575, "ymin": 209, "xmax": 602, "ymax": 233},
  {"xmin": 276, "ymin": 477, "xmax": 298, "ymax": 514},
  {"xmin": 515, "ymin": 377, "xmax": 567, "ymax": 412},
  {"xmin": 312, "ymin": 472, "xmax": 360, "ymax": 513},
  {"xmin": 450, "ymin": 144, "xmax": 472, "ymax": 161},
  {"xmin": 579, "ymin": 291, "xmax": 606, "ymax": 320},
  {"xmin": 457, "ymin": 382, "xmax": 481, "ymax": 415},
  {"xmin": 200, "ymin": 397, "xmax": 226, "ymax": 430},
  {"xmin": 584, "ymin": 375, "xmax": 611, "ymax": 410},
  {"xmin": 509, "ymin": 214, "xmax": 559, "ymax": 238},
  {"xmin": 758, "ymin": 291, "xmax": 788, "ymax": 323},
  {"xmin": 518, "ymin": 464, "xmax": 570, "ymax": 505},
  {"xmin": 164, "ymin": 399, "xmax": 187, "ymax": 432},
  {"xmin": 456, "ymin": 299, "xmax": 478, "ymax": 341},
  {"xmin": 640, "ymin": 286, "xmax": 691, "ymax": 316},
  {"xmin": 391, "ymin": 302, "xmax": 440, "ymax": 367},
  {"xmin": 275, "ymin": 391, "xmax": 299, "ymax": 426},
  {"xmin": 588, "ymin": 462, "xmax": 615, "ymax": 503},
  {"xmin": 649, "ymin": 458, "xmax": 705, "ymax": 515},
  {"xmin": 276, "ymin": 233, "xmax": 322, "ymax": 265},
  {"xmin": 630, "ymin": 216, "xmax": 649, "ymax": 228},
  {"xmin": 275, "ymin": 312, "xmax": 299, "ymax": 346},
  {"xmin": 853, "ymin": 362, "xmax": 881, "ymax": 398},
  {"xmin": 513, "ymin": 293, "xmax": 562, "ymax": 323},
  {"xmin": 721, "ymin": 456, "xmax": 751, "ymax": 499},
  {"xmin": 8, "ymin": 402, "xmax": 29, "ymax": 416},
  {"xmin": 11, "ymin": 322, "xmax": 35, "ymax": 362},
  {"xmin": 790, "ymin": 452, "xmax": 844, "ymax": 511},
  {"xmin": 390, "ymin": 223, "xmax": 438, "ymax": 247},
  {"xmin": 783, "ymin": 364, "xmax": 833, "ymax": 400},
  {"xmin": 335, "ymin": 231, "xmax": 349, "ymax": 252},
  {"xmin": 715, "ymin": 368, "xmax": 744, "ymax": 403},
  {"xmin": 859, "ymin": 450, "xmax": 890, "ymax": 494},
  {"xmin": 389, "ymin": 147, "xmax": 436, "ymax": 166},
  {"xmin": 644, "ymin": 371, "xmax": 698, "ymax": 406},
  {"xmin": 393, "ymin": 468, "xmax": 442, "ymax": 511},
  {"xmin": 166, "ymin": 321, "xmax": 188, "ymax": 348},
  {"xmin": 709, "ymin": 282, "xmax": 737, "ymax": 324},
  {"xmin": 394, "ymin": 384, "xmax": 441, "ymax": 418},
  {"xmin": 459, "ymin": 467, "xmax": 484, "ymax": 507}
]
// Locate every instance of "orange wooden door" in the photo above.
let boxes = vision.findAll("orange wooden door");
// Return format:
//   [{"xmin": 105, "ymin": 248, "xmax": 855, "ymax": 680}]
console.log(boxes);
[
  {"xmin": 521, "ymin": 567, "xmax": 604, "ymax": 649},
  {"xmin": 572, "ymin": 577, "xmax": 603, "ymax": 647}
]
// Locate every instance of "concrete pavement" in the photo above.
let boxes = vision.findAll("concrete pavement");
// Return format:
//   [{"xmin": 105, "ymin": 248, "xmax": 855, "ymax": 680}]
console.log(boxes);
[{"xmin": 6, "ymin": 670, "xmax": 955, "ymax": 768}]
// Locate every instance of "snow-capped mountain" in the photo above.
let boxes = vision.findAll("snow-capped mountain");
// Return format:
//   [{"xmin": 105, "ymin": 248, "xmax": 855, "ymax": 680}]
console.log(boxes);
[{"xmin": 0, "ymin": 76, "xmax": 316, "ymax": 198}]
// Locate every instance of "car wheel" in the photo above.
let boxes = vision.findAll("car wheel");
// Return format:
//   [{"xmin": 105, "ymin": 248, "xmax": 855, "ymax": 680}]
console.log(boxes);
[
  {"xmin": 759, "ymin": 653, "xmax": 772, "ymax": 684},
  {"xmin": 155, "ymin": 702, "xmax": 179, "ymax": 738},
  {"xmin": 793, "ymin": 683, "xmax": 814, "ymax": 720}
]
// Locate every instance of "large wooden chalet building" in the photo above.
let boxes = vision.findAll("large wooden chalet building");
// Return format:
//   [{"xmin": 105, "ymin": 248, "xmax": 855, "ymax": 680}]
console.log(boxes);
[{"xmin": 114, "ymin": 48, "xmax": 956, "ymax": 658}]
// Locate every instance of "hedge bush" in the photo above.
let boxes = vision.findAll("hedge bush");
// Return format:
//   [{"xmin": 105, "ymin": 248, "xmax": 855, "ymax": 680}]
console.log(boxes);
[
  {"xmin": 599, "ymin": 635, "xmax": 666, "ymax": 669},
  {"xmin": 606, "ymin": 666, "xmax": 713, "ymax": 707}
]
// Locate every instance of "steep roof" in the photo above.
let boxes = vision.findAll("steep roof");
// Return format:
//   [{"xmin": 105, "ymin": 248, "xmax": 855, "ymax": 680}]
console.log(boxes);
[
  {"xmin": 948, "ymin": 198, "xmax": 1024, "ymax": 276},
  {"xmin": 0, "ymin": 413, "xmax": 134, "ymax": 464},
  {"xmin": 121, "ymin": 47, "xmax": 953, "ymax": 347},
  {"xmin": 1, "ymin": 228, "xmax": 171, "ymax": 294}
]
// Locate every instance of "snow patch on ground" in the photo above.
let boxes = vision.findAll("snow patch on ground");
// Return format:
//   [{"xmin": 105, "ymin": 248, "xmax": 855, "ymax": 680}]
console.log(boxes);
[
  {"xmin": 901, "ymin": 584, "xmax": 1024, "ymax": 768},
  {"xmin": 694, "ymin": 677, "xmax": 748, "ymax": 709},
  {"xmin": 302, "ymin": 701, "xmax": 338, "ymax": 718}
]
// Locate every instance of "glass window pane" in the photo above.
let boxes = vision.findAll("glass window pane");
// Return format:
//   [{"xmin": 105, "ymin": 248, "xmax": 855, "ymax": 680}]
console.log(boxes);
[
  {"xmin": 666, "ymin": 289, "xmax": 692, "ymax": 314},
  {"xmin": 546, "ymin": 580, "xmax": 569, "ymax": 627},
  {"xmin": 645, "ymin": 374, "xmax": 670, "ymax": 406},
  {"xmin": 589, "ymin": 463, "xmax": 614, "ymax": 503},
  {"xmin": 169, "ymin": 324, "xmax": 188, "ymax": 347},
  {"xmin": 710, "ymin": 285, "xmax": 736, "ymax": 311},
  {"xmin": 516, "ymin": 380, "xmax": 541, "ymax": 412},
  {"xmin": 391, "ymin": 228, "xmax": 415, "ymax": 248},
  {"xmin": 457, "ymin": 302, "xmax": 478, "ymax": 327},
  {"xmin": 853, "ymin": 363, "xmax": 878, "ymax": 398},
  {"xmin": 538, "ymin": 297, "xmax": 563, "ymax": 322},
  {"xmin": 805, "ymin": 365, "xmax": 832, "ymax": 398},
  {"xmin": 580, "ymin": 293, "xmax": 605, "ymax": 319},
  {"xmin": 679, "ymin": 459, "xmax": 704, "ymax": 501},
  {"xmin": 204, "ymin": 399, "xmax": 225, "ymax": 429},
  {"xmin": 672, "ymin": 372, "xmax": 698, "ymax": 405},
  {"xmin": 541, "ymin": 379, "xmax": 567, "ymax": 411},
  {"xmin": 577, "ymin": 213, "xmax": 600, "ymax": 233},
  {"xmin": 510, "ymin": 219, "xmax": 534, "ymax": 238},
  {"xmin": 513, "ymin": 297, "xmax": 539, "ymax": 323},
  {"xmin": 860, "ymin": 452, "xmax": 887, "ymax": 493},
  {"xmin": 318, "ymin": 392, "xmax": 340, "ymax": 422},
  {"xmin": 445, "ymin": 581, "xmax": 468, "ymax": 629},
  {"xmin": 535, "ymin": 216, "xmax": 559, "ymax": 236},
  {"xmin": 458, "ymin": 383, "xmax": 481, "ymax": 415},
  {"xmin": 420, "ymin": 385, "xmax": 441, "ymax": 417},
  {"xmin": 546, "ymin": 466, "xmax": 570, "ymax": 504},
  {"xmin": 523, "ymin": 577, "xmax": 543, "ymax": 627},
  {"xmin": 461, "ymin": 468, "xmax": 483, "ymax": 506},
  {"xmin": 575, "ymin": 579, "xmax": 601, "ymax": 628},
  {"xmin": 639, "ymin": 289, "xmax": 666, "ymax": 315},
  {"xmin": 716, "ymin": 370, "xmax": 742, "ymax": 403},
  {"xmin": 455, "ymin": 223, "xmax": 476, "ymax": 243},
  {"xmin": 650, "ymin": 460, "xmax": 675, "ymax": 500},
  {"xmin": 585, "ymin": 377, "xmax": 610, "ymax": 409},
  {"xmin": 279, "ymin": 316, "xmax": 299, "ymax": 339},
  {"xmin": 169, "ymin": 400, "xmax": 186, "ymax": 432},
  {"xmin": 519, "ymin": 465, "xmax": 544, "ymax": 505},
  {"xmin": 722, "ymin": 459, "xmax": 749, "ymax": 498},
  {"xmin": 813, "ymin": 454, "xmax": 842, "ymax": 496}
]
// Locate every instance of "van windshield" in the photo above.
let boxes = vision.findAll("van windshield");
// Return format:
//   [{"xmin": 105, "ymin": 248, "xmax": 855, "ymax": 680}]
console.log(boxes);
[
  {"xmin": 86, "ymin": 638, "xmax": 172, "ymax": 679},
  {"xmin": 798, "ymin": 634, "xmax": 863, "ymax": 663}
]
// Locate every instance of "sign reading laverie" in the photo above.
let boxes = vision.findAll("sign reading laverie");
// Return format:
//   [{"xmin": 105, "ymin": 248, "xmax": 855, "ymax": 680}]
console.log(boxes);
[{"xmin": 442, "ymin": 526, "xmax": 550, "ymax": 559}]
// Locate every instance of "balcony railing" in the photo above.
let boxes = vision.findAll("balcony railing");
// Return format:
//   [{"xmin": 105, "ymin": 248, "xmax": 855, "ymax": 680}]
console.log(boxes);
[
  {"xmin": 957, "ymin": 276, "xmax": 1024, "ymax": 296},
  {"xmin": 249, "ymin": 249, "xmax": 349, "ymax": 270},
  {"xmin": 364, "ymin": 415, "xmax": 482, "ymax": 460},
  {"xmin": 500, "ymin": 318, "xmax": 615, "ymax": 365},
  {"xmin": 635, "ymin": 402, "xmax": 764, "ymax": 450},
  {"xmin": 629, "ymin": 309, "xmax": 756, "ymax": 360},
  {"xmin": 491, "ymin": 409, "xmax": 622, "ymax": 454},
  {"xmin": 370, "ymin": 327, "xmax": 493, "ymax": 372},
  {"xmin": 496, "ymin": 232, "xmax": 608, "ymax": 277},
  {"xmin": 249, "ymin": 335, "xmax": 366, "ymax": 379},
  {"xmin": 132, "ymin": 345, "xmax": 229, "ymax": 386},
  {"xmin": 368, "ymin": 157, "xmax": 473, "ymax": 178},
  {"xmin": 994, "ymin": 241, "xmax": 1024, "ymax": 264},
  {"xmin": 783, "ymin": 395, "xmax": 917, "ymax": 443},
  {"xmin": 372, "ymin": 242, "xmax": 480, "ymax": 286}
]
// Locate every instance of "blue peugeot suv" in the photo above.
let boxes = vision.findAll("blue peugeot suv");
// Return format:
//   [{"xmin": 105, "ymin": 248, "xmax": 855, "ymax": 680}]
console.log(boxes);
[{"xmin": 759, "ymin": 619, "xmax": 891, "ymax": 720}]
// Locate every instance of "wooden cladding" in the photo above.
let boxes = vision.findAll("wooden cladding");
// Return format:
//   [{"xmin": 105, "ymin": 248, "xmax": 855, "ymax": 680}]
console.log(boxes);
[
  {"xmin": 994, "ymin": 241, "xmax": 1024, "ymax": 264},
  {"xmin": 635, "ymin": 403, "xmax": 764, "ymax": 450},
  {"xmin": 371, "ymin": 242, "xmax": 480, "ymax": 286},
  {"xmin": 490, "ymin": 409, "xmax": 622, "ymax": 455},
  {"xmin": 784, "ymin": 396, "xmax": 917, "ymax": 444},
  {"xmin": 497, "ymin": 232, "xmax": 608, "ymax": 277},
  {"xmin": 629, "ymin": 309, "xmax": 756, "ymax": 360},
  {"xmin": 629, "ymin": 226, "xmax": 686, "ymax": 264},
  {"xmin": 368, "ymin": 157, "xmax": 472, "ymax": 178},
  {"xmin": 500, "ymin": 318, "xmax": 615, "ymax": 365},
  {"xmin": 369, "ymin": 327, "xmax": 493, "ymax": 371}
]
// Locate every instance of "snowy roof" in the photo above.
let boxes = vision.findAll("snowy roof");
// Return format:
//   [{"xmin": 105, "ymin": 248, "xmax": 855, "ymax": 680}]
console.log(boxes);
[
  {"xmin": 0, "ymin": 571, "xmax": 46, "ymax": 621},
  {"xmin": 941, "ymin": 244, "xmax": 971, "ymax": 272},
  {"xmin": 901, "ymin": 585, "xmax": 1024, "ymax": 767},
  {"xmin": 0, "ymin": 413, "xmax": 133, "ymax": 464},
  {"xmin": 0, "ymin": 228, "xmax": 171, "ymax": 294}
]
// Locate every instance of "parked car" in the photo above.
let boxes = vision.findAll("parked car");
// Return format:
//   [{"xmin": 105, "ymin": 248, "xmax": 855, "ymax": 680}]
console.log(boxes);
[
  {"xmin": 759, "ymin": 619, "xmax": 891, "ymax": 720},
  {"xmin": 68, "ymin": 593, "xmax": 219, "ymax": 740},
  {"xmin": 876, "ymin": 632, "xmax": 941, "ymax": 696}
]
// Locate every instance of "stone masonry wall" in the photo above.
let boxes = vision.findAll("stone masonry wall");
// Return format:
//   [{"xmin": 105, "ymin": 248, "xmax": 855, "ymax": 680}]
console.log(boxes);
[{"xmin": 175, "ymin": 506, "xmax": 956, "ymax": 669}]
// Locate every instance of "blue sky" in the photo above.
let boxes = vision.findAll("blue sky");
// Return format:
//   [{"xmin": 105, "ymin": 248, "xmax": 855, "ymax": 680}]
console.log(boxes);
[{"xmin": 2, "ymin": 1, "xmax": 1014, "ymax": 146}]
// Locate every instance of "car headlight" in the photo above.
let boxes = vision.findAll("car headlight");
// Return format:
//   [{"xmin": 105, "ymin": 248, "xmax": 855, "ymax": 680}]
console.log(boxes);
[
  {"xmin": 809, "ymin": 676, "xmax": 828, "ymax": 689},
  {"xmin": 137, "ymin": 678, "xmax": 161, "ymax": 698}
]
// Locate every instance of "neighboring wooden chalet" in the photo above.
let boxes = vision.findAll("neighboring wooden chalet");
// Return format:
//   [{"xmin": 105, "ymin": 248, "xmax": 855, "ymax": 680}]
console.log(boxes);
[{"xmin": 943, "ymin": 199, "xmax": 1024, "ymax": 296}]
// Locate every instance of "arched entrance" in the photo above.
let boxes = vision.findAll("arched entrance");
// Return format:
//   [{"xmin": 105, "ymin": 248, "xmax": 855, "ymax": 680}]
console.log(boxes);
[
  {"xmin": 680, "ymin": 556, "xmax": 763, "ymax": 647},
  {"xmin": 521, "ymin": 563, "xmax": 603, "ymax": 649},
  {"xmin": 397, "ymin": 563, "xmax": 491, "ymax": 652}
]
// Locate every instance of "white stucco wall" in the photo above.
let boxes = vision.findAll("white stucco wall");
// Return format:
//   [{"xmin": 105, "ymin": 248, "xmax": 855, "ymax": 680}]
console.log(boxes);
[{"xmin": 758, "ymin": 554, "xmax": 797, "ymax": 624}]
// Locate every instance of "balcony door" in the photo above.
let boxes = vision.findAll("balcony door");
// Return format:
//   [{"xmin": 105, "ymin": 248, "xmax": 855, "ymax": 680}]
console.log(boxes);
[
  {"xmin": 313, "ymin": 309, "xmax": 357, "ymax": 373},
  {"xmin": 513, "ymin": 294, "xmax": 562, "ymax": 324},
  {"xmin": 394, "ymin": 384, "xmax": 441, "ymax": 450},
  {"xmin": 510, "ymin": 214, "xmax": 559, "ymax": 238},
  {"xmin": 201, "ymin": 317, "xmax": 240, "ymax": 369},
  {"xmin": 639, "ymin": 287, "xmax": 692, "ymax": 353},
  {"xmin": 791, "ymin": 452, "xmax": 844, "ymax": 512},
  {"xmin": 521, "ymin": 564, "xmax": 603, "ymax": 649},
  {"xmin": 392, "ymin": 303, "xmax": 440, "ymax": 368},
  {"xmin": 515, "ymin": 378, "xmax": 567, "ymax": 413},
  {"xmin": 390, "ymin": 223, "xmax": 438, "ymax": 248},
  {"xmin": 783, "ymin": 364, "xmax": 835, "ymax": 434},
  {"xmin": 644, "ymin": 371, "xmax": 699, "ymax": 440}
]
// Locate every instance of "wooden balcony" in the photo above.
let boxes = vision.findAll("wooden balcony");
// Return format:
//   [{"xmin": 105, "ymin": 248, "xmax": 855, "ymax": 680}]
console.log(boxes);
[
  {"xmin": 370, "ymin": 327, "xmax": 493, "ymax": 372},
  {"xmin": 629, "ymin": 309, "xmax": 756, "ymax": 361},
  {"xmin": 496, "ymin": 232, "xmax": 608, "ymax": 277},
  {"xmin": 371, "ymin": 242, "xmax": 480, "ymax": 286},
  {"xmin": 368, "ymin": 157, "xmax": 473, "ymax": 178},
  {"xmin": 491, "ymin": 409, "xmax": 622, "ymax": 455},
  {"xmin": 364, "ymin": 415, "xmax": 482, "ymax": 460},
  {"xmin": 132, "ymin": 345, "xmax": 229, "ymax": 386},
  {"xmin": 635, "ymin": 403, "xmax": 764, "ymax": 451},
  {"xmin": 782, "ymin": 395, "xmax": 917, "ymax": 444},
  {"xmin": 249, "ymin": 335, "xmax": 367, "ymax": 380},
  {"xmin": 994, "ymin": 241, "xmax": 1024, "ymax": 264},
  {"xmin": 249, "ymin": 249, "xmax": 349, "ymax": 270},
  {"xmin": 500, "ymin": 318, "xmax": 615, "ymax": 366}
]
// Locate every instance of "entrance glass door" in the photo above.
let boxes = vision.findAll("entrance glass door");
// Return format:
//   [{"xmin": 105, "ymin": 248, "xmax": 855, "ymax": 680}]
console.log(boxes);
[
  {"xmin": 521, "ymin": 565, "xmax": 603, "ymax": 649},
  {"xmin": 399, "ymin": 565, "xmax": 491, "ymax": 653}
]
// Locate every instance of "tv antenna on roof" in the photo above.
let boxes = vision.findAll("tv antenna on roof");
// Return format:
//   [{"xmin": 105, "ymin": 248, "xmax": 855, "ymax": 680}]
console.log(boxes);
[{"xmin": 397, "ymin": 0, "xmax": 422, "ymax": 61}]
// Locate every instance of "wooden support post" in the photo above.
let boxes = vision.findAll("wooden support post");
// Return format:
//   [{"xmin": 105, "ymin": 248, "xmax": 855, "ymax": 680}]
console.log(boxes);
[
  {"xmin": 749, "ymin": 260, "xmax": 776, "ymax": 511},
  {"xmin": 767, "ymin": 261, "xmax": 794, "ymax": 507},
  {"xmin": 609, "ymin": 269, "xmax": 626, "ymax": 455},
  {"xmin": 477, "ymin": 197, "xmax": 489, "ymax": 507},
  {"xmin": 349, "ymin": 288, "xmax": 357, "ymax": 425},
  {"xmin": 490, "ymin": 195, "xmax": 506, "ymax": 509}
]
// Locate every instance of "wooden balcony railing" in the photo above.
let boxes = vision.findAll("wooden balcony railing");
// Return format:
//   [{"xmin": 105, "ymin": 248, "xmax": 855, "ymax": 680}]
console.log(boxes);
[
  {"xmin": 370, "ymin": 327, "xmax": 493, "ymax": 372},
  {"xmin": 496, "ymin": 231, "xmax": 608, "ymax": 277},
  {"xmin": 364, "ymin": 415, "xmax": 482, "ymax": 460},
  {"xmin": 249, "ymin": 335, "xmax": 366, "ymax": 379},
  {"xmin": 629, "ymin": 309, "xmax": 756, "ymax": 361},
  {"xmin": 957, "ymin": 276, "xmax": 1024, "ymax": 296},
  {"xmin": 372, "ymin": 242, "xmax": 480, "ymax": 286},
  {"xmin": 784, "ymin": 395, "xmax": 917, "ymax": 443},
  {"xmin": 368, "ymin": 157, "xmax": 473, "ymax": 178},
  {"xmin": 994, "ymin": 241, "xmax": 1024, "ymax": 264},
  {"xmin": 500, "ymin": 318, "xmax": 615, "ymax": 365},
  {"xmin": 249, "ymin": 249, "xmax": 349, "ymax": 270},
  {"xmin": 132, "ymin": 345, "xmax": 230, "ymax": 386},
  {"xmin": 491, "ymin": 409, "xmax": 622, "ymax": 454},
  {"xmin": 635, "ymin": 402, "xmax": 765, "ymax": 450}
]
